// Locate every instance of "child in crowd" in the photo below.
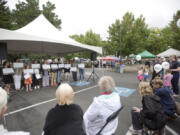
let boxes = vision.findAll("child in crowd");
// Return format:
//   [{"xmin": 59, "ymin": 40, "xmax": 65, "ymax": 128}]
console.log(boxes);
[
  {"xmin": 144, "ymin": 65, "xmax": 150, "ymax": 81},
  {"xmin": 33, "ymin": 60, "xmax": 41, "ymax": 89},
  {"xmin": 163, "ymin": 69, "xmax": 173, "ymax": 89},
  {"xmin": 24, "ymin": 65, "xmax": 32, "ymax": 92},
  {"xmin": 137, "ymin": 66, "xmax": 144, "ymax": 82},
  {"xmin": 64, "ymin": 61, "xmax": 71, "ymax": 82}
]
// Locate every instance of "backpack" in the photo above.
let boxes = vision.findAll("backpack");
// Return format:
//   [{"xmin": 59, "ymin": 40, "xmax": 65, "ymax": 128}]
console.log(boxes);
[{"xmin": 141, "ymin": 95, "xmax": 166, "ymax": 130}]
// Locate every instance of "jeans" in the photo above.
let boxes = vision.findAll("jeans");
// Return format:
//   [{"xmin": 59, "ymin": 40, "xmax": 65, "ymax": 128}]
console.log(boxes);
[
  {"xmin": 131, "ymin": 109, "xmax": 143, "ymax": 130},
  {"xmin": 72, "ymin": 71, "xmax": 77, "ymax": 81},
  {"xmin": 79, "ymin": 69, "xmax": 84, "ymax": 81},
  {"xmin": 57, "ymin": 70, "xmax": 61, "ymax": 83},
  {"xmin": 171, "ymin": 73, "xmax": 179, "ymax": 94},
  {"xmin": 43, "ymin": 75, "xmax": 49, "ymax": 87}
]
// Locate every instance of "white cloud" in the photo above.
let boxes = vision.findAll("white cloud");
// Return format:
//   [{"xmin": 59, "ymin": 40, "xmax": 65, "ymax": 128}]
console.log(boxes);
[{"xmin": 7, "ymin": 0, "xmax": 180, "ymax": 40}]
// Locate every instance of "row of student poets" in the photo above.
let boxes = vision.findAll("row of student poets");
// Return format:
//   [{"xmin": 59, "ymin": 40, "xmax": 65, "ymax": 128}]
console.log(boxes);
[
  {"xmin": 0, "ymin": 76, "xmax": 179, "ymax": 134},
  {"xmin": 1, "ymin": 58, "xmax": 85, "ymax": 93}
]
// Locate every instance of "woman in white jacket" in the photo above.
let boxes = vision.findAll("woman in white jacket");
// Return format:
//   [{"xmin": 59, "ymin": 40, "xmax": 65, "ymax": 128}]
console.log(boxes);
[{"xmin": 84, "ymin": 76, "xmax": 121, "ymax": 135}]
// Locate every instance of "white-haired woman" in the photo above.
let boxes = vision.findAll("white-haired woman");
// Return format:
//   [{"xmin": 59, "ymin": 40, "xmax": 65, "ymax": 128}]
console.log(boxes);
[
  {"xmin": 0, "ymin": 87, "xmax": 29, "ymax": 135},
  {"xmin": 84, "ymin": 76, "xmax": 121, "ymax": 135},
  {"xmin": 43, "ymin": 84, "xmax": 85, "ymax": 135}
]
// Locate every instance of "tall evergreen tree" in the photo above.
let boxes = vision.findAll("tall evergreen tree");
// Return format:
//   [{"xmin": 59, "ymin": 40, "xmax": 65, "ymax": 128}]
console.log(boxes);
[
  {"xmin": 0, "ymin": 0, "xmax": 12, "ymax": 29},
  {"xmin": 42, "ymin": 1, "xmax": 61, "ymax": 30}
]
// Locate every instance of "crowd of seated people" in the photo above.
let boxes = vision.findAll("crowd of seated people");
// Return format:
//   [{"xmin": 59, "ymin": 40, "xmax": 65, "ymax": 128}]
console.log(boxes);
[{"xmin": 0, "ymin": 72, "xmax": 179, "ymax": 134}]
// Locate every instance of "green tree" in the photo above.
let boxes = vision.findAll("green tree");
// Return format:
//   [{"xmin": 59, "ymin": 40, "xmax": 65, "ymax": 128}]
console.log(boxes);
[
  {"xmin": 108, "ymin": 12, "xmax": 149, "ymax": 56},
  {"xmin": 42, "ymin": 1, "xmax": 61, "ymax": 30},
  {"xmin": 12, "ymin": 0, "xmax": 41, "ymax": 29},
  {"xmin": 169, "ymin": 10, "xmax": 180, "ymax": 50},
  {"xmin": 69, "ymin": 29, "xmax": 102, "ymax": 59},
  {"xmin": 0, "ymin": 0, "xmax": 12, "ymax": 29},
  {"xmin": 146, "ymin": 28, "xmax": 168, "ymax": 54},
  {"xmin": 12, "ymin": 0, "xmax": 61, "ymax": 30}
]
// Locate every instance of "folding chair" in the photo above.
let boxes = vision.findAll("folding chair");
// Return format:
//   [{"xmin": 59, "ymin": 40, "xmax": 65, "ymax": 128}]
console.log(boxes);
[{"xmin": 96, "ymin": 105, "xmax": 125, "ymax": 135}]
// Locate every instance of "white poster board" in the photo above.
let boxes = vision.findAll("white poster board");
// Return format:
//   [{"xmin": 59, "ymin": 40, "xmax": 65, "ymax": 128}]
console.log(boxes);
[
  {"xmin": 58, "ymin": 64, "xmax": 64, "ymax": 68},
  {"xmin": 24, "ymin": 73, "xmax": 30, "ymax": 79},
  {"xmin": 13, "ymin": 63, "xmax": 24, "ymax": 68},
  {"xmin": 70, "ymin": 67, "xmax": 77, "ymax": 72},
  {"xmin": 51, "ymin": 64, "xmax": 58, "ymax": 69},
  {"xmin": 34, "ymin": 69, "xmax": 39, "ymax": 74},
  {"xmin": 2, "ymin": 68, "xmax": 14, "ymax": 75},
  {"xmin": 64, "ymin": 64, "xmax": 71, "ymax": 69},
  {"xmin": 23, "ymin": 69, "xmax": 34, "ymax": 74},
  {"xmin": 78, "ymin": 64, "xmax": 85, "ymax": 69},
  {"xmin": 42, "ymin": 64, "xmax": 50, "ymax": 70},
  {"xmin": 32, "ymin": 64, "xmax": 40, "ymax": 69},
  {"xmin": 35, "ymin": 74, "xmax": 41, "ymax": 79}
]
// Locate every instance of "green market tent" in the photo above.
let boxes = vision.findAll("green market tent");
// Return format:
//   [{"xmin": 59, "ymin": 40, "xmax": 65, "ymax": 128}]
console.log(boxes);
[{"xmin": 133, "ymin": 50, "xmax": 156, "ymax": 58}]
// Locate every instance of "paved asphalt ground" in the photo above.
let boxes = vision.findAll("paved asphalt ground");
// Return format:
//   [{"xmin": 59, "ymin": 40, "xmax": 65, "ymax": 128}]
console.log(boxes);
[{"xmin": 3, "ymin": 69, "xmax": 180, "ymax": 135}]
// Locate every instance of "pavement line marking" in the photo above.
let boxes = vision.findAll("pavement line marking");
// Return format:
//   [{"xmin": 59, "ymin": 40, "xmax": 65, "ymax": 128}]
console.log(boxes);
[
  {"xmin": 125, "ymin": 125, "xmax": 132, "ymax": 135},
  {"xmin": 126, "ymin": 125, "xmax": 179, "ymax": 135},
  {"xmin": 166, "ymin": 125, "xmax": 179, "ymax": 135},
  {"xmin": 4, "ymin": 85, "xmax": 98, "ymax": 117}
]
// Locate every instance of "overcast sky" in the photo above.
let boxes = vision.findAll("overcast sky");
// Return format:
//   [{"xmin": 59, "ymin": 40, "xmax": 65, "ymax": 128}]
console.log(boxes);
[{"xmin": 7, "ymin": 0, "xmax": 180, "ymax": 40}]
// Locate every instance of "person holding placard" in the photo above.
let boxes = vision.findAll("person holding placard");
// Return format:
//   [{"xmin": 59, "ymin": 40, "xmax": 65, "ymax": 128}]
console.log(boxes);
[
  {"xmin": 64, "ymin": 61, "xmax": 71, "ymax": 82},
  {"xmin": 42, "ymin": 59, "xmax": 50, "ymax": 87},
  {"xmin": 57, "ymin": 59, "xmax": 63, "ymax": 85},
  {"xmin": 24, "ymin": 64, "xmax": 32, "ymax": 92},
  {"xmin": 78, "ymin": 60, "xmax": 85, "ymax": 81},
  {"xmin": 32, "ymin": 60, "xmax": 41, "ymax": 89},
  {"xmin": 2, "ymin": 61, "xmax": 13, "ymax": 95},
  {"xmin": 71, "ymin": 59, "xmax": 78, "ymax": 81},
  {"xmin": 13, "ymin": 58, "xmax": 23, "ymax": 91},
  {"xmin": 50, "ymin": 59, "xmax": 58, "ymax": 87},
  {"xmin": 144, "ymin": 65, "xmax": 150, "ymax": 82}
]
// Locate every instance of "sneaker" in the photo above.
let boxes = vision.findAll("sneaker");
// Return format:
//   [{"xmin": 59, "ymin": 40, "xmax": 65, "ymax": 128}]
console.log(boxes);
[
  {"xmin": 129, "ymin": 126, "xmax": 142, "ymax": 135},
  {"xmin": 37, "ymin": 85, "xmax": 40, "ymax": 89},
  {"xmin": 34, "ymin": 86, "xmax": 37, "ymax": 90}
]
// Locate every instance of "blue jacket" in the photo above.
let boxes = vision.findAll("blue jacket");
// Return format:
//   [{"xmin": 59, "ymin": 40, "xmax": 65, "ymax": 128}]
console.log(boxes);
[{"xmin": 154, "ymin": 87, "xmax": 175, "ymax": 115}]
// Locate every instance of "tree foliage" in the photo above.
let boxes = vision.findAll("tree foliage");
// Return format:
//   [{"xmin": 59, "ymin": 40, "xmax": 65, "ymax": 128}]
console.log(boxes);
[
  {"xmin": 42, "ymin": 1, "xmax": 61, "ymax": 30},
  {"xmin": 12, "ymin": 0, "xmax": 61, "ymax": 30},
  {"xmin": 169, "ymin": 10, "xmax": 180, "ymax": 50},
  {"xmin": 108, "ymin": 12, "xmax": 149, "ymax": 56},
  {"xmin": 12, "ymin": 0, "xmax": 41, "ymax": 29},
  {"xmin": 0, "ymin": 0, "xmax": 12, "ymax": 29},
  {"xmin": 68, "ymin": 29, "xmax": 102, "ymax": 59}
]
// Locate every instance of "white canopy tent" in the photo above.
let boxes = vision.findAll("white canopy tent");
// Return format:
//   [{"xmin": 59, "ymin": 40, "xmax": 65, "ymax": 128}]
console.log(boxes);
[
  {"xmin": 0, "ymin": 14, "xmax": 102, "ymax": 55},
  {"xmin": 157, "ymin": 48, "xmax": 180, "ymax": 57}
]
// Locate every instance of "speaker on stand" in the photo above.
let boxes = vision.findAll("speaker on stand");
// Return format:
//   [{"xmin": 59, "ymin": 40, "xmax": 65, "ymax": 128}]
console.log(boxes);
[{"xmin": 87, "ymin": 52, "xmax": 99, "ymax": 81}]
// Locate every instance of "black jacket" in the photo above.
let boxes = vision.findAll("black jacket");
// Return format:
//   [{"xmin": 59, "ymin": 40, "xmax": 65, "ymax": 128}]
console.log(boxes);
[
  {"xmin": 140, "ymin": 95, "xmax": 166, "ymax": 130},
  {"xmin": 43, "ymin": 104, "xmax": 86, "ymax": 135}
]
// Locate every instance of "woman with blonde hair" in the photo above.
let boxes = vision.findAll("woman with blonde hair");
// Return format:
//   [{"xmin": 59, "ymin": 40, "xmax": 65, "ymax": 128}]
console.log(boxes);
[
  {"xmin": 129, "ymin": 81, "xmax": 166, "ymax": 134},
  {"xmin": 84, "ymin": 76, "xmax": 121, "ymax": 135},
  {"xmin": 43, "ymin": 83, "xmax": 85, "ymax": 135}
]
